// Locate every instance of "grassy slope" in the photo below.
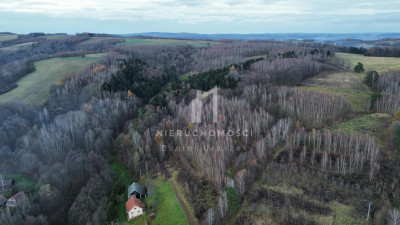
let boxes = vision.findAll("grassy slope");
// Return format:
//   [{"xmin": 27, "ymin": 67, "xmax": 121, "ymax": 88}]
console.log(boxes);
[
  {"xmin": 0, "ymin": 54, "xmax": 103, "ymax": 105},
  {"xmin": 329, "ymin": 113, "xmax": 393, "ymax": 147},
  {"xmin": 44, "ymin": 35, "xmax": 70, "ymax": 40},
  {"xmin": 0, "ymin": 34, "xmax": 18, "ymax": 42},
  {"xmin": 299, "ymin": 86, "xmax": 370, "ymax": 113},
  {"xmin": 300, "ymin": 53, "xmax": 400, "ymax": 113},
  {"xmin": 170, "ymin": 171, "xmax": 199, "ymax": 225},
  {"xmin": 110, "ymin": 162, "xmax": 188, "ymax": 225},
  {"xmin": 243, "ymin": 53, "xmax": 399, "ymax": 224},
  {"xmin": 336, "ymin": 53, "xmax": 400, "ymax": 73},
  {"xmin": 118, "ymin": 38, "xmax": 217, "ymax": 47},
  {"xmin": 151, "ymin": 177, "xmax": 188, "ymax": 225},
  {"xmin": 77, "ymin": 37, "xmax": 122, "ymax": 46},
  {"xmin": 0, "ymin": 42, "xmax": 36, "ymax": 51},
  {"xmin": 1, "ymin": 174, "xmax": 36, "ymax": 199}
]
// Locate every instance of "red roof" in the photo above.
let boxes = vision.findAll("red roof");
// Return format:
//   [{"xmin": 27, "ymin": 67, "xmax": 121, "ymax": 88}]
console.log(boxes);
[
  {"xmin": 10, "ymin": 191, "xmax": 26, "ymax": 203},
  {"xmin": 126, "ymin": 197, "xmax": 145, "ymax": 212}
]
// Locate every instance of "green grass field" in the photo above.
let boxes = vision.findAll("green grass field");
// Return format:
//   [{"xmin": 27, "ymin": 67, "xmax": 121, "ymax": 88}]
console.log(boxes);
[
  {"xmin": 151, "ymin": 177, "xmax": 188, "ymax": 225},
  {"xmin": 299, "ymin": 86, "xmax": 370, "ymax": 113},
  {"xmin": 109, "ymin": 162, "xmax": 188, "ymax": 225},
  {"xmin": 1, "ymin": 42, "xmax": 36, "ymax": 51},
  {"xmin": 336, "ymin": 52, "xmax": 400, "ymax": 73},
  {"xmin": 0, "ymin": 54, "xmax": 103, "ymax": 105},
  {"xmin": 0, "ymin": 34, "xmax": 18, "ymax": 42},
  {"xmin": 329, "ymin": 113, "xmax": 392, "ymax": 143},
  {"xmin": 330, "ymin": 201, "xmax": 369, "ymax": 225},
  {"xmin": 118, "ymin": 38, "xmax": 217, "ymax": 47},
  {"xmin": 44, "ymin": 35, "xmax": 70, "ymax": 40},
  {"xmin": 300, "ymin": 53, "xmax": 400, "ymax": 113},
  {"xmin": 1, "ymin": 174, "xmax": 36, "ymax": 199},
  {"xmin": 77, "ymin": 37, "xmax": 124, "ymax": 46}
]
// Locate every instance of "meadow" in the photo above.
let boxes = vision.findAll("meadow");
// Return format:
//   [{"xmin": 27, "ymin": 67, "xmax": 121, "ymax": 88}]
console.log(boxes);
[
  {"xmin": 300, "ymin": 53, "xmax": 400, "ymax": 113},
  {"xmin": 1, "ymin": 174, "xmax": 36, "ymax": 199},
  {"xmin": 118, "ymin": 38, "xmax": 217, "ymax": 47},
  {"xmin": 0, "ymin": 42, "xmax": 36, "ymax": 51},
  {"xmin": 110, "ymin": 162, "xmax": 188, "ymax": 225},
  {"xmin": 0, "ymin": 54, "xmax": 103, "ymax": 105},
  {"xmin": 336, "ymin": 52, "xmax": 400, "ymax": 73},
  {"xmin": 0, "ymin": 34, "xmax": 18, "ymax": 42}
]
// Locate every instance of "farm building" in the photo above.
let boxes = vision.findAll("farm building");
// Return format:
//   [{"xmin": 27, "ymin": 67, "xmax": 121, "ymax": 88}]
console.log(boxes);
[
  {"xmin": 0, "ymin": 195, "xmax": 7, "ymax": 209},
  {"xmin": 6, "ymin": 191, "xmax": 26, "ymax": 207},
  {"xmin": 125, "ymin": 197, "xmax": 146, "ymax": 221},
  {"xmin": 127, "ymin": 182, "xmax": 147, "ymax": 199},
  {"xmin": 0, "ymin": 176, "xmax": 14, "ymax": 193}
]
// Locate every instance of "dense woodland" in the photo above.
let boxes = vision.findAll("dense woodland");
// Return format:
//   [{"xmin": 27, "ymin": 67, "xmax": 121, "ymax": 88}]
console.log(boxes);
[
  {"xmin": 1, "ymin": 36, "xmax": 400, "ymax": 225},
  {"xmin": 339, "ymin": 45, "xmax": 400, "ymax": 57}
]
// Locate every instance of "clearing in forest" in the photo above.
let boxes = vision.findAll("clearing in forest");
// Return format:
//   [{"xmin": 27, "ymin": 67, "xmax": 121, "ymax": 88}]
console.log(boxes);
[
  {"xmin": 336, "ymin": 52, "xmax": 400, "ymax": 73},
  {"xmin": 117, "ymin": 38, "xmax": 217, "ymax": 47},
  {"xmin": 0, "ymin": 42, "xmax": 36, "ymax": 51},
  {"xmin": 110, "ymin": 162, "xmax": 189, "ymax": 225},
  {"xmin": 0, "ymin": 54, "xmax": 104, "ymax": 105},
  {"xmin": 329, "ymin": 113, "xmax": 393, "ymax": 146},
  {"xmin": 0, "ymin": 34, "xmax": 18, "ymax": 42},
  {"xmin": 300, "ymin": 53, "xmax": 400, "ymax": 113}
]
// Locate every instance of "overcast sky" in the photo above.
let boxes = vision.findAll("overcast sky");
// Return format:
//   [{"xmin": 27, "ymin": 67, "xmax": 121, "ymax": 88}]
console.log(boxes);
[{"xmin": 1, "ymin": 0, "xmax": 400, "ymax": 34}]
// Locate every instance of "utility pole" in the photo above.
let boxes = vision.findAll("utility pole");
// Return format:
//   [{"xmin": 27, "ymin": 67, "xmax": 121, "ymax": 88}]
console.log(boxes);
[{"xmin": 367, "ymin": 202, "xmax": 372, "ymax": 221}]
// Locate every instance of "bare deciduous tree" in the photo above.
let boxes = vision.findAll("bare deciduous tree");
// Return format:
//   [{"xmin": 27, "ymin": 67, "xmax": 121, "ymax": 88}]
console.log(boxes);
[{"xmin": 388, "ymin": 208, "xmax": 400, "ymax": 225}]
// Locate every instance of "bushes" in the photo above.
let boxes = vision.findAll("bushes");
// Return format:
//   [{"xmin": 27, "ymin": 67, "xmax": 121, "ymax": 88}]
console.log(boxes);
[
  {"xmin": 354, "ymin": 62, "xmax": 365, "ymax": 73},
  {"xmin": 250, "ymin": 188, "xmax": 332, "ymax": 215},
  {"xmin": 224, "ymin": 186, "xmax": 239, "ymax": 215},
  {"xmin": 106, "ymin": 180, "xmax": 124, "ymax": 222},
  {"xmin": 177, "ymin": 170, "xmax": 217, "ymax": 220},
  {"xmin": 395, "ymin": 125, "xmax": 400, "ymax": 154},
  {"xmin": 365, "ymin": 71, "xmax": 379, "ymax": 88},
  {"xmin": 186, "ymin": 67, "xmax": 239, "ymax": 91},
  {"xmin": 371, "ymin": 92, "xmax": 382, "ymax": 103}
]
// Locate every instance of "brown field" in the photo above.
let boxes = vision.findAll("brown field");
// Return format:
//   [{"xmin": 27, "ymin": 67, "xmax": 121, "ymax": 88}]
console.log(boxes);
[{"xmin": 301, "ymin": 71, "xmax": 369, "ymax": 92}]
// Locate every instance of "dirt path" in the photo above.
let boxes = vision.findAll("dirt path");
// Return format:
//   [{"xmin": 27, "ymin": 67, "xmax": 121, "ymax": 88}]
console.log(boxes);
[{"xmin": 170, "ymin": 174, "xmax": 199, "ymax": 225}]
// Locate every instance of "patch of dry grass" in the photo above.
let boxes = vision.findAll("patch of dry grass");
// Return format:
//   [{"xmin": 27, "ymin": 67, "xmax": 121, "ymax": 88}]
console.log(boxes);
[{"xmin": 337, "ymin": 53, "xmax": 400, "ymax": 73}]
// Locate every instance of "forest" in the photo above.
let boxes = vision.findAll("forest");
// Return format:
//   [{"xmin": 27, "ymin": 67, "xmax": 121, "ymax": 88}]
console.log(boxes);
[{"xmin": 0, "ymin": 33, "xmax": 400, "ymax": 225}]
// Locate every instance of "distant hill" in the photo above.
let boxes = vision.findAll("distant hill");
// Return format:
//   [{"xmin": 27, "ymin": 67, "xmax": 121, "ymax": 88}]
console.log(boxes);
[{"xmin": 118, "ymin": 32, "xmax": 400, "ymax": 41}]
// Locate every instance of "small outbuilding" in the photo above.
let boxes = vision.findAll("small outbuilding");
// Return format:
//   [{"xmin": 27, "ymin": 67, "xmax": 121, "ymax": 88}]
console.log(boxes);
[
  {"xmin": 0, "ymin": 177, "xmax": 14, "ymax": 193},
  {"xmin": 127, "ymin": 182, "xmax": 147, "ymax": 199},
  {"xmin": 125, "ymin": 197, "xmax": 146, "ymax": 221}
]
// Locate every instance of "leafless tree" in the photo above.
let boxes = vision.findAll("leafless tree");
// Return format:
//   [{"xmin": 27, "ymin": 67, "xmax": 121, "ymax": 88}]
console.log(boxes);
[
  {"xmin": 207, "ymin": 208, "xmax": 215, "ymax": 225},
  {"xmin": 388, "ymin": 208, "xmax": 400, "ymax": 225},
  {"xmin": 218, "ymin": 191, "xmax": 228, "ymax": 219},
  {"xmin": 235, "ymin": 169, "xmax": 247, "ymax": 195}
]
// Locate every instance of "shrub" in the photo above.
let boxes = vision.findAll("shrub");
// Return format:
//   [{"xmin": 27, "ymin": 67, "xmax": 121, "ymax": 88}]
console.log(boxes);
[
  {"xmin": 224, "ymin": 186, "xmax": 240, "ymax": 215},
  {"xmin": 354, "ymin": 62, "xmax": 365, "ymax": 73},
  {"xmin": 395, "ymin": 125, "xmax": 400, "ymax": 153},
  {"xmin": 364, "ymin": 71, "xmax": 379, "ymax": 87},
  {"xmin": 371, "ymin": 92, "xmax": 382, "ymax": 103}
]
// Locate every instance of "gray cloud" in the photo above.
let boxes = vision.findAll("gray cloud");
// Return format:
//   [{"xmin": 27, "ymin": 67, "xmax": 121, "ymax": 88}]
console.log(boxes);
[{"xmin": 0, "ymin": 0, "xmax": 399, "ymax": 33}]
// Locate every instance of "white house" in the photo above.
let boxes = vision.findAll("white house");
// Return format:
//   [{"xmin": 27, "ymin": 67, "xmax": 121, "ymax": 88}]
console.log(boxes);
[
  {"xmin": 125, "ymin": 197, "xmax": 146, "ymax": 221},
  {"xmin": 6, "ymin": 191, "xmax": 26, "ymax": 207}
]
